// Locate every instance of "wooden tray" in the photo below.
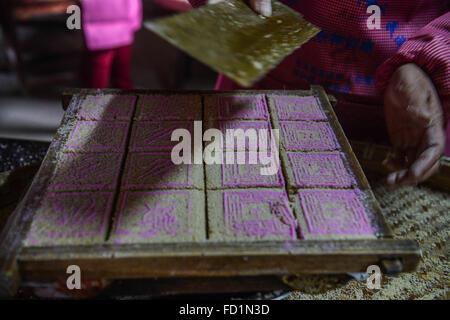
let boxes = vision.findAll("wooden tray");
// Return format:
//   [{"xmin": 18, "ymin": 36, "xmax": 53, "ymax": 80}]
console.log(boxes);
[{"xmin": 0, "ymin": 87, "xmax": 420, "ymax": 297}]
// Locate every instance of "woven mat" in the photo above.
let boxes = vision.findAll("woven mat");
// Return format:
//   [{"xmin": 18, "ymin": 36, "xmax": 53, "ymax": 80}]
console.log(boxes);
[{"xmin": 286, "ymin": 171, "xmax": 450, "ymax": 300}]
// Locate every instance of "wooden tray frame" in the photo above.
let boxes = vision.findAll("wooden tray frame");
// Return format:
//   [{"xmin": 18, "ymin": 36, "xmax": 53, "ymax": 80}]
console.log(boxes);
[{"xmin": 0, "ymin": 87, "xmax": 420, "ymax": 297}]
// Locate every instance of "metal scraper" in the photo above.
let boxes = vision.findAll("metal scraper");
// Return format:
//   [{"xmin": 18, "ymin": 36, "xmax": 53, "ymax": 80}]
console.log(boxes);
[{"xmin": 145, "ymin": 0, "xmax": 320, "ymax": 87}]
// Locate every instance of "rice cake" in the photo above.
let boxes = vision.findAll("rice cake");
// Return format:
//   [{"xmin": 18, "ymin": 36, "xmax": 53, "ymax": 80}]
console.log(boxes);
[
  {"xmin": 122, "ymin": 152, "xmax": 204, "ymax": 190},
  {"xmin": 281, "ymin": 152, "xmax": 356, "ymax": 190},
  {"xmin": 204, "ymin": 94, "xmax": 269, "ymax": 120},
  {"xmin": 79, "ymin": 95, "xmax": 136, "ymax": 121},
  {"xmin": 204, "ymin": 120, "xmax": 273, "ymax": 152},
  {"xmin": 65, "ymin": 121, "xmax": 129, "ymax": 153},
  {"xmin": 207, "ymin": 189, "xmax": 298, "ymax": 241},
  {"xmin": 279, "ymin": 121, "xmax": 339, "ymax": 151},
  {"xmin": 135, "ymin": 94, "xmax": 202, "ymax": 121},
  {"xmin": 129, "ymin": 121, "xmax": 194, "ymax": 152},
  {"xmin": 269, "ymin": 96, "xmax": 327, "ymax": 121},
  {"xmin": 49, "ymin": 153, "xmax": 123, "ymax": 191},
  {"xmin": 110, "ymin": 190, "xmax": 206, "ymax": 244},
  {"xmin": 24, "ymin": 191, "xmax": 114, "ymax": 246},
  {"xmin": 295, "ymin": 189, "xmax": 376, "ymax": 240},
  {"xmin": 206, "ymin": 152, "xmax": 284, "ymax": 189}
]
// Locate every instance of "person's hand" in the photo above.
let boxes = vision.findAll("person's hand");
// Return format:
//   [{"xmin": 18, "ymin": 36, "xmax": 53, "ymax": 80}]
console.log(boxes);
[
  {"xmin": 208, "ymin": 0, "xmax": 272, "ymax": 17},
  {"xmin": 384, "ymin": 63, "xmax": 445, "ymax": 188}
]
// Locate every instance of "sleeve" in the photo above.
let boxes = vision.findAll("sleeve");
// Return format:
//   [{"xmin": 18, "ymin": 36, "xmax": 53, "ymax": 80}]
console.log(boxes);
[
  {"xmin": 188, "ymin": 0, "xmax": 207, "ymax": 8},
  {"xmin": 376, "ymin": 12, "xmax": 450, "ymax": 122}
]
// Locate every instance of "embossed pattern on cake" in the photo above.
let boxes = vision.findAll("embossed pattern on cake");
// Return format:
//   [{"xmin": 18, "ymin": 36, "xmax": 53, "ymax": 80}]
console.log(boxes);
[
  {"xmin": 79, "ymin": 95, "xmax": 136, "ymax": 121},
  {"xmin": 49, "ymin": 153, "xmax": 123, "ymax": 191},
  {"xmin": 129, "ymin": 121, "xmax": 194, "ymax": 152},
  {"xmin": 135, "ymin": 94, "xmax": 202, "ymax": 121},
  {"xmin": 110, "ymin": 190, "xmax": 206, "ymax": 244},
  {"xmin": 65, "ymin": 121, "xmax": 130, "ymax": 152},
  {"xmin": 24, "ymin": 192, "xmax": 114, "ymax": 246},
  {"xmin": 271, "ymin": 96, "xmax": 327, "ymax": 121},
  {"xmin": 122, "ymin": 152, "xmax": 203, "ymax": 190},
  {"xmin": 25, "ymin": 92, "xmax": 379, "ymax": 247},
  {"xmin": 296, "ymin": 189, "xmax": 375, "ymax": 239},
  {"xmin": 206, "ymin": 152, "xmax": 284, "ymax": 189},
  {"xmin": 280, "ymin": 121, "xmax": 339, "ymax": 151},
  {"xmin": 285, "ymin": 152, "xmax": 355, "ymax": 188},
  {"xmin": 205, "ymin": 94, "xmax": 269, "ymax": 120},
  {"xmin": 204, "ymin": 120, "xmax": 273, "ymax": 152},
  {"xmin": 26, "ymin": 94, "xmax": 138, "ymax": 246},
  {"xmin": 208, "ymin": 189, "xmax": 298, "ymax": 241}
]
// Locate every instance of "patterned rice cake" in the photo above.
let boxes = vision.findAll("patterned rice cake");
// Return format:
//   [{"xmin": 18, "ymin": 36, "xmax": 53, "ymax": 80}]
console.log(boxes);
[
  {"xmin": 295, "ymin": 189, "xmax": 376, "ymax": 240},
  {"xmin": 122, "ymin": 152, "xmax": 204, "ymax": 190},
  {"xmin": 79, "ymin": 95, "xmax": 136, "ymax": 121},
  {"xmin": 206, "ymin": 152, "xmax": 284, "ymax": 189},
  {"xmin": 207, "ymin": 189, "xmax": 298, "ymax": 241},
  {"xmin": 279, "ymin": 121, "xmax": 339, "ymax": 151},
  {"xmin": 204, "ymin": 120, "xmax": 274, "ymax": 152},
  {"xmin": 205, "ymin": 94, "xmax": 269, "ymax": 120},
  {"xmin": 24, "ymin": 192, "xmax": 114, "ymax": 246},
  {"xmin": 110, "ymin": 190, "xmax": 206, "ymax": 244},
  {"xmin": 129, "ymin": 121, "xmax": 194, "ymax": 152},
  {"xmin": 135, "ymin": 94, "xmax": 202, "ymax": 121},
  {"xmin": 282, "ymin": 152, "xmax": 356, "ymax": 190},
  {"xmin": 270, "ymin": 96, "xmax": 327, "ymax": 121},
  {"xmin": 64, "ymin": 121, "xmax": 129, "ymax": 153},
  {"xmin": 49, "ymin": 153, "xmax": 123, "ymax": 191}
]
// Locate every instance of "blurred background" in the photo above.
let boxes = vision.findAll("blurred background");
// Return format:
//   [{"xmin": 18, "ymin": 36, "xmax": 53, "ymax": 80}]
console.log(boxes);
[{"xmin": 0, "ymin": 0, "xmax": 216, "ymax": 142}]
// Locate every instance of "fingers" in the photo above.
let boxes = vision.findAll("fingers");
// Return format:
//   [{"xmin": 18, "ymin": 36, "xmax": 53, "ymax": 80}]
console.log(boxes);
[
  {"xmin": 250, "ymin": 0, "xmax": 272, "ymax": 17},
  {"xmin": 383, "ymin": 151, "xmax": 407, "ymax": 172},
  {"xmin": 386, "ymin": 169, "xmax": 408, "ymax": 188},
  {"xmin": 407, "ymin": 124, "xmax": 444, "ymax": 180},
  {"xmin": 387, "ymin": 124, "xmax": 445, "ymax": 188},
  {"xmin": 384, "ymin": 63, "xmax": 445, "ymax": 188}
]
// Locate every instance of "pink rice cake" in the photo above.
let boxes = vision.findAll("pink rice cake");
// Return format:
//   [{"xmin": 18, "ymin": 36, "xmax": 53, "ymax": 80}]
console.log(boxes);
[
  {"xmin": 271, "ymin": 96, "xmax": 327, "ymax": 121},
  {"xmin": 135, "ymin": 94, "xmax": 202, "ymax": 121},
  {"xmin": 213, "ymin": 94, "xmax": 269, "ymax": 120},
  {"xmin": 122, "ymin": 152, "xmax": 204, "ymax": 189},
  {"xmin": 280, "ymin": 121, "xmax": 339, "ymax": 151},
  {"xmin": 110, "ymin": 190, "xmax": 206, "ymax": 244},
  {"xmin": 49, "ymin": 153, "xmax": 122, "ymax": 191},
  {"xmin": 79, "ymin": 95, "xmax": 136, "ymax": 121},
  {"xmin": 296, "ymin": 189, "xmax": 376, "ymax": 240},
  {"xmin": 130, "ymin": 121, "xmax": 194, "ymax": 152},
  {"xmin": 207, "ymin": 189, "xmax": 298, "ymax": 241},
  {"xmin": 65, "ymin": 121, "xmax": 129, "ymax": 152},
  {"xmin": 215, "ymin": 121, "xmax": 273, "ymax": 151},
  {"xmin": 24, "ymin": 192, "xmax": 114, "ymax": 246},
  {"xmin": 206, "ymin": 152, "xmax": 284, "ymax": 189},
  {"xmin": 286, "ymin": 152, "xmax": 355, "ymax": 188}
]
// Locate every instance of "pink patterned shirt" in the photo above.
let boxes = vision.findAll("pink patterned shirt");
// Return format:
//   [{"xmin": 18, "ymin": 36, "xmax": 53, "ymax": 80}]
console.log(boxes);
[{"xmin": 189, "ymin": 0, "xmax": 450, "ymax": 154}]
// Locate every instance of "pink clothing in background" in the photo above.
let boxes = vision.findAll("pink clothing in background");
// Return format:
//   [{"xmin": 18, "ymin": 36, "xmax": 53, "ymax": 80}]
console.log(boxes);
[
  {"xmin": 82, "ymin": 45, "xmax": 134, "ymax": 89},
  {"xmin": 189, "ymin": 1, "xmax": 450, "ymax": 155},
  {"xmin": 82, "ymin": 0, "xmax": 142, "ymax": 51}
]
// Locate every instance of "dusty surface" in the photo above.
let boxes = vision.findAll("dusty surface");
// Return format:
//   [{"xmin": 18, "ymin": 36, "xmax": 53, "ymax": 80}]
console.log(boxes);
[{"xmin": 286, "ymin": 171, "xmax": 449, "ymax": 300}]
